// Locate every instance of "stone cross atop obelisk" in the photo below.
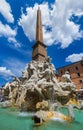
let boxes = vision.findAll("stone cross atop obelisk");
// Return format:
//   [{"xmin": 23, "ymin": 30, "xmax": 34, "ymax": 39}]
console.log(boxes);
[{"xmin": 32, "ymin": 7, "xmax": 47, "ymax": 61}]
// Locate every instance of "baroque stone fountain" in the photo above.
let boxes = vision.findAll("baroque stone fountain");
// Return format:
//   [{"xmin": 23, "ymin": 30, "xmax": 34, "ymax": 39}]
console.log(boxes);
[
  {"xmin": 1, "ymin": 8, "xmax": 83, "ymax": 125},
  {"xmin": 1, "ymin": 57, "xmax": 79, "ymax": 123}
]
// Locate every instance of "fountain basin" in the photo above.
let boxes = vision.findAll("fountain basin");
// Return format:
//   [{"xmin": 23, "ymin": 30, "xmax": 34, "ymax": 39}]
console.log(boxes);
[{"xmin": 0, "ymin": 107, "xmax": 83, "ymax": 130}]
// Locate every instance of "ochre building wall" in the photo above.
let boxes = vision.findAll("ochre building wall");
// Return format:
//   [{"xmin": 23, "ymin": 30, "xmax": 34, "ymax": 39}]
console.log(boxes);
[{"xmin": 58, "ymin": 60, "xmax": 83, "ymax": 89}]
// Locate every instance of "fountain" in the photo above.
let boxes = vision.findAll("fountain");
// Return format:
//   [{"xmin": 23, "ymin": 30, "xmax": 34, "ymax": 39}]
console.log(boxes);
[
  {"xmin": 1, "ymin": 59, "xmax": 80, "ymax": 125},
  {"xmin": 0, "ymin": 8, "xmax": 83, "ymax": 129}
]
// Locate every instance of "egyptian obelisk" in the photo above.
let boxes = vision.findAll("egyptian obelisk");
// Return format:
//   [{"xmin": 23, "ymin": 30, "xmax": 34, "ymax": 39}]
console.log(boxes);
[{"xmin": 32, "ymin": 7, "xmax": 47, "ymax": 61}]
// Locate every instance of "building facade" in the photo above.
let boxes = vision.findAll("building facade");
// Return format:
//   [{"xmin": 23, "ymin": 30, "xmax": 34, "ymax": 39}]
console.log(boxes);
[{"xmin": 58, "ymin": 60, "xmax": 83, "ymax": 90}]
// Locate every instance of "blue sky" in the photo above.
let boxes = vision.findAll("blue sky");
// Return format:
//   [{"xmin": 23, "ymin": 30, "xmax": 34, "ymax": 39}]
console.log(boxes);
[{"xmin": 0, "ymin": 0, "xmax": 83, "ymax": 87}]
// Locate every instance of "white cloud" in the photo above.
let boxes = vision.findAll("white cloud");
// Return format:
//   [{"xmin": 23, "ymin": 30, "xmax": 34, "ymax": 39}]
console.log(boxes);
[
  {"xmin": 19, "ymin": 5, "xmax": 37, "ymax": 41},
  {"xmin": 0, "ymin": 0, "xmax": 14, "ymax": 23},
  {"xmin": 19, "ymin": 3, "xmax": 52, "ymax": 44},
  {"xmin": 66, "ymin": 53, "xmax": 83, "ymax": 63},
  {"xmin": 8, "ymin": 37, "xmax": 17, "ymax": 43},
  {"xmin": 0, "ymin": 21, "xmax": 16, "ymax": 38},
  {"xmin": 8, "ymin": 37, "xmax": 21, "ymax": 48},
  {"xmin": 19, "ymin": 0, "xmax": 83, "ymax": 48},
  {"xmin": 0, "ymin": 67, "xmax": 14, "ymax": 77},
  {"xmin": 3, "ymin": 58, "xmax": 26, "ymax": 77},
  {"xmin": 0, "ymin": 0, "xmax": 19, "ymax": 48},
  {"xmin": 51, "ymin": 0, "xmax": 83, "ymax": 48},
  {"xmin": 0, "ymin": 21, "xmax": 19, "ymax": 48},
  {"xmin": 13, "ymin": 42, "xmax": 21, "ymax": 48}
]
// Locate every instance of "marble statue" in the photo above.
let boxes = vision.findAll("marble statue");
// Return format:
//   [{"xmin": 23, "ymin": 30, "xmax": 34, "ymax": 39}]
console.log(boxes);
[{"xmin": 1, "ymin": 60, "xmax": 77, "ymax": 111}]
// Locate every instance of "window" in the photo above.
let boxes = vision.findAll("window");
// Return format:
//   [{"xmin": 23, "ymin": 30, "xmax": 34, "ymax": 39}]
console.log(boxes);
[
  {"xmin": 81, "ymin": 61, "xmax": 83, "ymax": 66},
  {"xmin": 67, "ymin": 69, "xmax": 70, "ymax": 73},
  {"xmin": 61, "ymin": 71, "xmax": 63, "ymax": 75},
  {"xmin": 77, "ymin": 72, "xmax": 80, "ymax": 77},
  {"xmin": 75, "ymin": 66, "xmax": 78, "ymax": 70},
  {"xmin": 79, "ymin": 80, "xmax": 83, "ymax": 83}
]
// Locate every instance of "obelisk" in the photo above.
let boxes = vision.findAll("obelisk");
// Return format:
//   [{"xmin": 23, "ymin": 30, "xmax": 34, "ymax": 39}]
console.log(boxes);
[{"xmin": 32, "ymin": 7, "xmax": 47, "ymax": 61}]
